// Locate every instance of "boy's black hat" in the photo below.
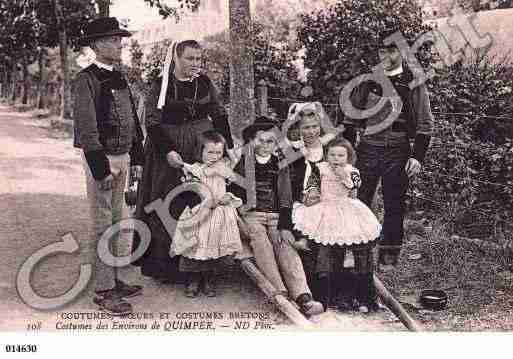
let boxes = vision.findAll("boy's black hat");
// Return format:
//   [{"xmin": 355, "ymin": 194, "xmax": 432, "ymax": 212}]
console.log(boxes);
[
  {"xmin": 358, "ymin": 26, "xmax": 401, "ymax": 53},
  {"xmin": 377, "ymin": 26, "xmax": 401, "ymax": 49},
  {"xmin": 78, "ymin": 17, "xmax": 132, "ymax": 46},
  {"xmin": 242, "ymin": 116, "xmax": 281, "ymax": 144}
]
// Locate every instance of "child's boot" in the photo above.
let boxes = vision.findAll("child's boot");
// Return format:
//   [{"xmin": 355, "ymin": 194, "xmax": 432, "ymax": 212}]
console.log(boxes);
[
  {"xmin": 354, "ymin": 246, "xmax": 380, "ymax": 312},
  {"xmin": 355, "ymin": 273, "xmax": 380, "ymax": 313},
  {"xmin": 335, "ymin": 271, "xmax": 356, "ymax": 311},
  {"xmin": 313, "ymin": 272, "xmax": 331, "ymax": 311},
  {"xmin": 185, "ymin": 272, "xmax": 201, "ymax": 298},
  {"xmin": 202, "ymin": 271, "xmax": 217, "ymax": 297}
]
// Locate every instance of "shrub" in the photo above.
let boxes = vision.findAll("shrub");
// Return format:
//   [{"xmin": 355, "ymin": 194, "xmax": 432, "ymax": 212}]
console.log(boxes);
[
  {"xmin": 413, "ymin": 51, "xmax": 513, "ymax": 238},
  {"xmin": 297, "ymin": 0, "xmax": 433, "ymax": 110},
  {"xmin": 123, "ymin": 39, "xmax": 171, "ymax": 100},
  {"xmin": 297, "ymin": 1, "xmax": 513, "ymax": 240}
]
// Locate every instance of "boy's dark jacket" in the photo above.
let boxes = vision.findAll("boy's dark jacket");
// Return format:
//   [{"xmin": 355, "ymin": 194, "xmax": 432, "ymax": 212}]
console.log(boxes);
[
  {"xmin": 228, "ymin": 153, "xmax": 293, "ymax": 231},
  {"xmin": 343, "ymin": 68, "xmax": 433, "ymax": 162},
  {"xmin": 73, "ymin": 64, "xmax": 144, "ymax": 180}
]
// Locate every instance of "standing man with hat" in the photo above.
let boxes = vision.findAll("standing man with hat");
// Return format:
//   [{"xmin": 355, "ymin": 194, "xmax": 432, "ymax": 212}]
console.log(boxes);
[
  {"xmin": 343, "ymin": 27, "xmax": 434, "ymax": 271},
  {"xmin": 73, "ymin": 17, "xmax": 144, "ymax": 315}
]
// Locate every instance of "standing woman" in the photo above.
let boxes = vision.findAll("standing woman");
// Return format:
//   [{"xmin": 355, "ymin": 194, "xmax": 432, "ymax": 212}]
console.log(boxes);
[{"xmin": 132, "ymin": 40, "xmax": 234, "ymax": 283}]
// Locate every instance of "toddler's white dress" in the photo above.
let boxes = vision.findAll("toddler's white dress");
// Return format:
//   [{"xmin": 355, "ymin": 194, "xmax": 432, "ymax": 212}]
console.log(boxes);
[
  {"xmin": 170, "ymin": 160, "xmax": 243, "ymax": 260},
  {"xmin": 292, "ymin": 162, "xmax": 381, "ymax": 246}
]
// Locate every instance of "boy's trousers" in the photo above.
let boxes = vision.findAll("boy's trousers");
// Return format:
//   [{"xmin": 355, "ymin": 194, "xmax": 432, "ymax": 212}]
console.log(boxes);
[
  {"xmin": 356, "ymin": 142, "xmax": 410, "ymax": 261},
  {"xmin": 243, "ymin": 211, "xmax": 311, "ymax": 300}
]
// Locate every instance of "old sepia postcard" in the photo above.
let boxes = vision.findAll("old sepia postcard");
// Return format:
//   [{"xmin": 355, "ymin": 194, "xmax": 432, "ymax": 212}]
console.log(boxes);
[{"xmin": 1, "ymin": 0, "xmax": 512, "ymax": 356}]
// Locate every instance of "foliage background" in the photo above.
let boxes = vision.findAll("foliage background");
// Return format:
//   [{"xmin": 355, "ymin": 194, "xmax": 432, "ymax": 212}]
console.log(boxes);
[
  {"xmin": 3, "ymin": 0, "xmax": 513, "ymax": 242},
  {"xmin": 297, "ymin": 0, "xmax": 433, "ymax": 108},
  {"xmin": 296, "ymin": 0, "xmax": 513, "ymax": 241}
]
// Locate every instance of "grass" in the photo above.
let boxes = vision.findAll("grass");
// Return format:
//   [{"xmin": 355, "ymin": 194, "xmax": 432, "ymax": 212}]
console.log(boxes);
[
  {"xmin": 370, "ymin": 180, "xmax": 513, "ymax": 329},
  {"xmin": 378, "ymin": 213, "xmax": 513, "ymax": 331}
]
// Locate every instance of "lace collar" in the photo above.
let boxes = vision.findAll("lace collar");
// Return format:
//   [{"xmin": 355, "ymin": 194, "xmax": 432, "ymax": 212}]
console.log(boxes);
[
  {"xmin": 255, "ymin": 154, "xmax": 272, "ymax": 164},
  {"xmin": 93, "ymin": 60, "xmax": 114, "ymax": 72}
]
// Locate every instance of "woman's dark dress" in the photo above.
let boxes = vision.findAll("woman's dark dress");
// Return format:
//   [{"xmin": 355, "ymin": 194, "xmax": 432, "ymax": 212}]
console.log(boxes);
[{"xmin": 132, "ymin": 74, "xmax": 233, "ymax": 282}]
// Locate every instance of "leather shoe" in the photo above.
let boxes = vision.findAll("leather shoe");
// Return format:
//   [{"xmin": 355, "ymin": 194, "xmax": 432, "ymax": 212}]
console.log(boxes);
[
  {"xmin": 93, "ymin": 296, "xmax": 132, "ymax": 316},
  {"xmin": 296, "ymin": 293, "xmax": 324, "ymax": 316},
  {"xmin": 185, "ymin": 280, "xmax": 201, "ymax": 298},
  {"xmin": 115, "ymin": 279, "xmax": 142, "ymax": 298},
  {"xmin": 202, "ymin": 276, "xmax": 217, "ymax": 297}
]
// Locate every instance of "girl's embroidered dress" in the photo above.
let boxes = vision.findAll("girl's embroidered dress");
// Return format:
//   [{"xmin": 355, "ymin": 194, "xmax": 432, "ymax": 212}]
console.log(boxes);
[
  {"xmin": 170, "ymin": 160, "xmax": 243, "ymax": 260},
  {"xmin": 292, "ymin": 162, "xmax": 381, "ymax": 246}
]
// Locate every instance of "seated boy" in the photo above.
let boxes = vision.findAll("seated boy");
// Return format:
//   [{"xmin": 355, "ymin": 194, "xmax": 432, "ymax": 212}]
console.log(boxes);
[{"xmin": 230, "ymin": 116, "xmax": 324, "ymax": 316}]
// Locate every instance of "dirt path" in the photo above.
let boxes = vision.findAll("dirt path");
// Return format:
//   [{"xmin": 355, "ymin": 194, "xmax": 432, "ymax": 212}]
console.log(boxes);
[{"xmin": 0, "ymin": 105, "xmax": 404, "ymax": 332}]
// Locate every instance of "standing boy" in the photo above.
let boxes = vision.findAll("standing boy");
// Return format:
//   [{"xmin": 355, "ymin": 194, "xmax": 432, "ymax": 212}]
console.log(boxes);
[{"xmin": 344, "ymin": 28, "xmax": 434, "ymax": 271}]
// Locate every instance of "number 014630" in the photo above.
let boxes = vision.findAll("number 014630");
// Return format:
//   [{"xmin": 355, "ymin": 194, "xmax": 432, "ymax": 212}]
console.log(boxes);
[{"xmin": 5, "ymin": 345, "xmax": 37, "ymax": 353}]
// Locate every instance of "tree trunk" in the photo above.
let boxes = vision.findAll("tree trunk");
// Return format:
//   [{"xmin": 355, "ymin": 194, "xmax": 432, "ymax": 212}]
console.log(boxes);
[
  {"xmin": 37, "ymin": 50, "xmax": 46, "ymax": 109},
  {"xmin": 22, "ymin": 58, "xmax": 29, "ymax": 105},
  {"xmin": 0, "ymin": 67, "xmax": 4, "ymax": 99},
  {"xmin": 54, "ymin": 0, "xmax": 72, "ymax": 119},
  {"xmin": 11, "ymin": 63, "xmax": 17, "ymax": 103},
  {"xmin": 3, "ymin": 68, "xmax": 11, "ymax": 99},
  {"xmin": 229, "ymin": 0, "xmax": 255, "ymax": 139},
  {"xmin": 471, "ymin": 0, "xmax": 481, "ymax": 12},
  {"xmin": 97, "ymin": 0, "xmax": 110, "ymax": 17},
  {"xmin": 2, "ymin": 69, "xmax": 7, "ymax": 99}
]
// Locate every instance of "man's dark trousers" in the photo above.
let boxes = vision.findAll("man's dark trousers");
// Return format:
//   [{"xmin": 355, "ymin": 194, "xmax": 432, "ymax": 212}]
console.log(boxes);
[{"xmin": 356, "ymin": 141, "xmax": 410, "ymax": 263}]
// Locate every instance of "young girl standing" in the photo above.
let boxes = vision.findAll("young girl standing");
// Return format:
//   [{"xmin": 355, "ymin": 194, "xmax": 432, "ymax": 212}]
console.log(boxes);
[
  {"xmin": 169, "ymin": 130, "xmax": 243, "ymax": 298},
  {"xmin": 292, "ymin": 138, "xmax": 381, "ymax": 312}
]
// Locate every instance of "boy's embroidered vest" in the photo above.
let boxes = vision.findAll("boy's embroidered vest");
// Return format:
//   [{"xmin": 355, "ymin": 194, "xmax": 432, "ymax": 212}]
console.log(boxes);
[
  {"xmin": 254, "ymin": 157, "xmax": 280, "ymax": 213},
  {"xmin": 73, "ymin": 65, "xmax": 143, "ymax": 154}
]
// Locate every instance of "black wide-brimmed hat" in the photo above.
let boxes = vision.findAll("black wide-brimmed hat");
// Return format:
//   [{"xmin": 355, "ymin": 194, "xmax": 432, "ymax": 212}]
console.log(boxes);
[
  {"xmin": 376, "ymin": 25, "xmax": 419, "ymax": 50},
  {"xmin": 242, "ymin": 116, "xmax": 281, "ymax": 144},
  {"xmin": 376, "ymin": 26, "xmax": 402, "ymax": 48},
  {"xmin": 78, "ymin": 17, "xmax": 131, "ymax": 46}
]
